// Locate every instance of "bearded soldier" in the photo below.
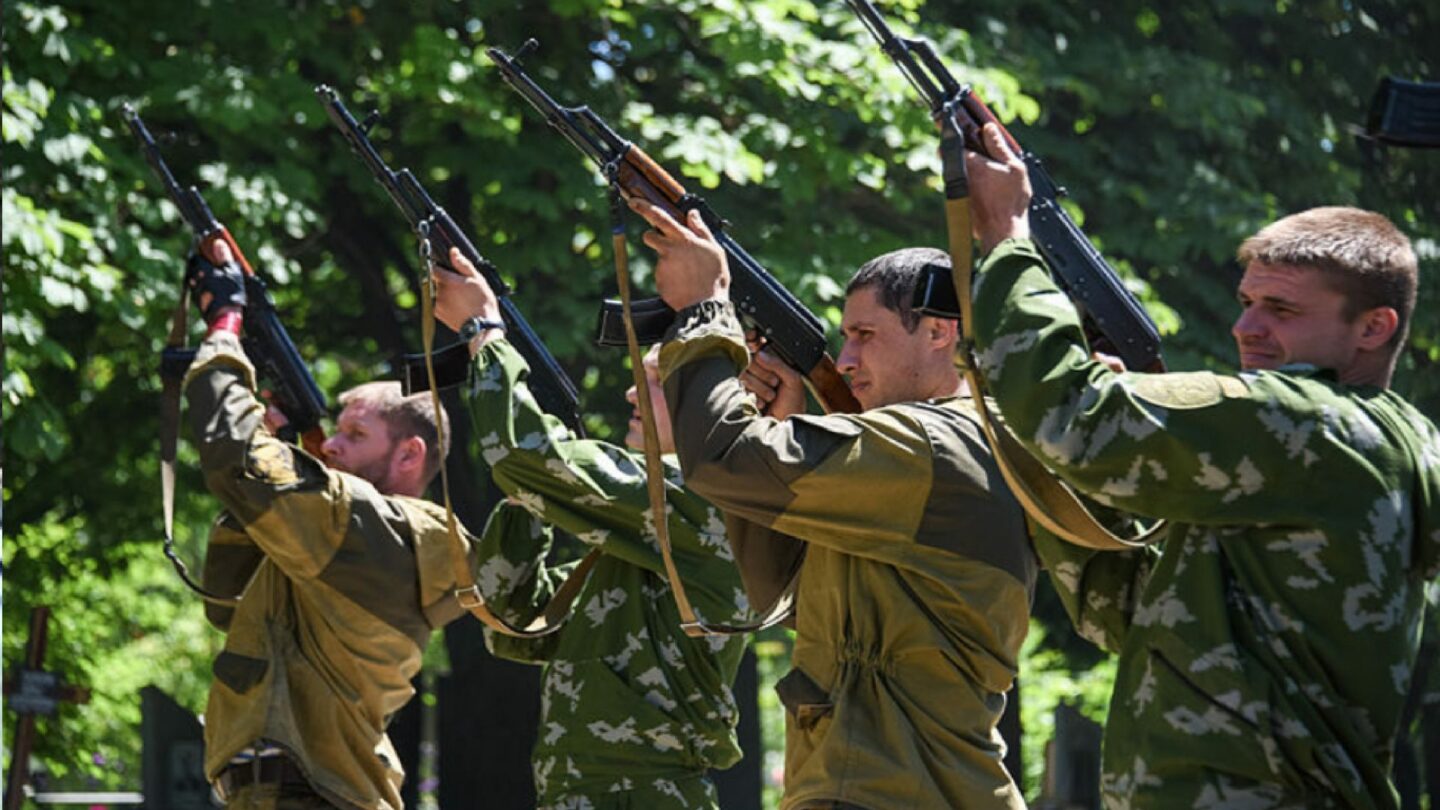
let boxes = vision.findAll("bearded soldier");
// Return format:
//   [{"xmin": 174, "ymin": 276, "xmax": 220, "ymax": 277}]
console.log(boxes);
[{"xmin": 184, "ymin": 241, "xmax": 477, "ymax": 809}]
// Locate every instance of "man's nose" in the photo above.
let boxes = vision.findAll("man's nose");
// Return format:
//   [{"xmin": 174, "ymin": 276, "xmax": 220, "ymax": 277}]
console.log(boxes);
[
  {"xmin": 836, "ymin": 340, "xmax": 858, "ymax": 375},
  {"xmin": 1232, "ymin": 307, "xmax": 1266, "ymax": 341},
  {"xmin": 624, "ymin": 385, "xmax": 638, "ymax": 406},
  {"xmin": 321, "ymin": 435, "xmax": 340, "ymax": 459}
]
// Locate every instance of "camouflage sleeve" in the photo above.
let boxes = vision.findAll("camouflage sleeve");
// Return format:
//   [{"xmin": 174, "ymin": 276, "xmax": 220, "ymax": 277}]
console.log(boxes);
[
  {"xmin": 183, "ymin": 330, "xmax": 347, "ymax": 578},
  {"xmin": 971, "ymin": 239, "xmax": 1347, "ymax": 525},
  {"xmin": 476, "ymin": 501, "xmax": 577, "ymax": 664},
  {"xmin": 1030, "ymin": 524, "xmax": 1158, "ymax": 654},
  {"xmin": 463, "ymin": 338, "xmax": 743, "ymax": 619},
  {"xmin": 657, "ymin": 301, "xmax": 937, "ymax": 557}
]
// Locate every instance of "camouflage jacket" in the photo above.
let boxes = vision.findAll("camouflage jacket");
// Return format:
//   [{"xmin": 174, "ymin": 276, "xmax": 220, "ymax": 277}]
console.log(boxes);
[
  {"xmin": 657, "ymin": 300, "xmax": 1037, "ymax": 810},
  {"xmin": 185, "ymin": 330, "xmax": 472, "ymax": 810},
  {"xmin": 972, "ymin": 238, "xmax": 1440, "ymax": 809},
  {"xmin": 462, "ymin": 338, "xmax": 751, "ymax": 809}
]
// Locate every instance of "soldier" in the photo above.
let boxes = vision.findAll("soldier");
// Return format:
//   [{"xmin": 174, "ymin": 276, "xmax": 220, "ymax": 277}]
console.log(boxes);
[
  {"xmin": 965, "ymin": 121, "xmax": 1440, "ymax": 808},
  {"xmin": 628, "ymin": 199, "xmax": 1037, "ymax": 809},
  {"xmin": 430, "ymin": 247, "xmax": 759, "ymax": 809},
  {"xmin": 182, "ymin": 241, "xmax": 478, "ymax": 809}
]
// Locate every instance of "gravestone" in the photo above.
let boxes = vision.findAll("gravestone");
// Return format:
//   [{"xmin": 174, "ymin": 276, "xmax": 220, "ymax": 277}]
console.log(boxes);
[
  {"xmin": 1041, "ymin": 702, "xmax": 1102, "ymax": 810},
  {"xmin": 141, "ymin": 686, "xmax": 210, "ymax": 809},
  {"xmin": 4, "ymin": 606, "xmax": 91, "ymax": 810}
]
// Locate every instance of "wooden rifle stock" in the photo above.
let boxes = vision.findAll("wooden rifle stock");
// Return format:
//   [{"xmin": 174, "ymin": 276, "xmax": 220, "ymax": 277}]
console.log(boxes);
[{"xmin": 615, "ymin": 146, "xmax": 862, "ymax": 415}]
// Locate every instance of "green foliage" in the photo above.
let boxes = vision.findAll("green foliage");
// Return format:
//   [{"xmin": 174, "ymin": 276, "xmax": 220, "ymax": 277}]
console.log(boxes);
[
  {"xmin": 1018, "ymin": 619, "xmax": 1117, "ymax": 797},
  {"xmin": 3, "ymin": 0, "xmax": 1437, "ymax": 796},
  {"xmin": 752, "ymin": 628, "xmax": 795, "ymax": 806}
]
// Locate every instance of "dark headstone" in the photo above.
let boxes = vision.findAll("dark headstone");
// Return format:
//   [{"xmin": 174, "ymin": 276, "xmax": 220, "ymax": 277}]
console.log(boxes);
[
  {"xmin": 1045, "ymin": 702, "xmax": 1102, "ymax": 810},
  {"xmin": 141, "ymin": 686, "xmax": 211, "ymax": 809},
  {"xmin": 438, "ymin": 617, "xmax": 541, "ymax": 809}
]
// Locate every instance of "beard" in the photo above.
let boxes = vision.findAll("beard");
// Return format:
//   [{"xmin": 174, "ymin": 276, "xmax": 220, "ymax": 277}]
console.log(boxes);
[{"xmin": 332, "ymin": 448, "xmax": 396, "ymax": 493}]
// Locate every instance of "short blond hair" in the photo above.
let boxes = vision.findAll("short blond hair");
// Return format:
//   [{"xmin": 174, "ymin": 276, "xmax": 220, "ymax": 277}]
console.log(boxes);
[
  {"xmin": 1237, "ymin": 207, "xmax": 1418, "ymax": 349},
  {"xmin": 337, "ymin": 382, "xmax": 450, "ymax": 486}
]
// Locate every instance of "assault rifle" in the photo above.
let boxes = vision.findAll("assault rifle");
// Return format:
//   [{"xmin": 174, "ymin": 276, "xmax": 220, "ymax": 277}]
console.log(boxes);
[
  {"xmin": 123, "ymin": 104, "xmax": 328, "ymax": 455},
  {"xmin": 846, "ymin": 0, "xmax": 1163, "ymax": 372},
  {"xmin": 315, "ymin": 85, "xmax": 586, "ymax": 436},
  {"xmin": 487, "ymin": 40, "xmax": 861, "ymax": 415}
]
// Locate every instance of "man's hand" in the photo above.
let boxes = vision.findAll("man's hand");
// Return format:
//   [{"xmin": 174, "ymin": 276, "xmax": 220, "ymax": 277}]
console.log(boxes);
[
  {"xmin": 431, "ymin": 246, "xmax": 502, "ymax": 341},
  {"xmin": 1092, "ymin": 351, "xmax": 1127, "ymax": 374},
  {"xmin": 187, "ymin": 239, "xmax": 246, "ymax": 322},
  {"xmin": 965, "ymin": 123, "xmax": 1032, "ymax": 254},
  {"xmin": 628, "ymin": 198, "xmax": 730, "ymax": 311},
  {"xmin": 261, "ymin": 393, "xmax": 290, "ymax": 435},
  {"xmin": 741, "ymin": 345, "xmax": 807, "ymax": 420}
]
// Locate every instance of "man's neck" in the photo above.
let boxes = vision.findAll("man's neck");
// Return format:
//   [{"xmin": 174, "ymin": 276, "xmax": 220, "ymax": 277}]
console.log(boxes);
[
  {"xmin": 378, "ymin": 479, "xmax": 426, "ymax": 499},
  {"xmin": 925, "ymin": 370, "xmax": 966, "ymax": 401},
  {"xmin": 1339, "ymin": 352, "xmax": 1394, "ymax": 389}
]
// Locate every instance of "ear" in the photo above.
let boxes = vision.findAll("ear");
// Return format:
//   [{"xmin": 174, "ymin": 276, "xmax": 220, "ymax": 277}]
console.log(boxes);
[
  {"xmin": 923, "ymin": 316, "xmax": 958, "ymax": 349},
  {"xmin": 1356, "ymin": 306, "xmax": 1399, "ymax": 351},
  {"xmin": 393, "ymin": 435, "xmax": 427, "ymax": 475}
]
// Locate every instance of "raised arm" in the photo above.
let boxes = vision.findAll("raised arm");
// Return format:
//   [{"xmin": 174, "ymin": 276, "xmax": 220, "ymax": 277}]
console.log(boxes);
[
  {"xmin": 183, "ymin": 328, "xmax": 347, "ymax": 578},
  {"xmin": 966, "ymin": 124, "xmax": 1330, "ymax": 525},
  {"xmin": 658, "ymin": 301, "xmax": 945, "ymax": 560},
  {"xmin": 435, "ymin": 222, "xmax": 750, "ymax": 624}
]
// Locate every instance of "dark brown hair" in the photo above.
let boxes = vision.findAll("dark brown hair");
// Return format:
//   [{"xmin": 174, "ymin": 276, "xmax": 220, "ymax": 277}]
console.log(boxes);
[
  {"xmin": 337, "ymin": 381, "xmax": 451, "ymax": 486},
  {"xmin": 1237, "ymin": 206, "xmax": 1417, "ymax": 348},
  {"xmin": 846, "ymin": 247, "xmax": 950, "ymax": 332}
]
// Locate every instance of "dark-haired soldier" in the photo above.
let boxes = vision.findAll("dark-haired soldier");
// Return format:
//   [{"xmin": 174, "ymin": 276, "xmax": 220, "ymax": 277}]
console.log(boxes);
[
  {"xmin": 965, "ymin": 121, "xmax": 1440, "ymax": 808},
  {"xmin": 631, "ymin": 200, "xmax": 1037, "ymax": 809},
  {"xmin": 184, "ymin": 241, "xmax": 477, "ymax": 809}
]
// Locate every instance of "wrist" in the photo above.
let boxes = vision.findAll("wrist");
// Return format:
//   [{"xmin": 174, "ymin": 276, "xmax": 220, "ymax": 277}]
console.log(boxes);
[
  {"xmin": 207, "ymin": 308, "xmax": 244, "ymax": 337},
  {"xmin": 459, "ymin": 314, "xmax": 505, "ymax": 355},
  {"xmin": 979, "ymin": 219, "xmax": 1030, "ymax": 256},
  {"xmin": 677, "ymin": 286, "xmax": 730, "ymax": 310}
]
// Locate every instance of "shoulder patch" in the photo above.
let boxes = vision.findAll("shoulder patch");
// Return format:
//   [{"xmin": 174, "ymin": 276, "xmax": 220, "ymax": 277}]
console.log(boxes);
[
  {"xmin": 246, "ymin": 441, "xmax": 301, "ymax": 487},
  {"xmin": 1130, "ymin": 372, "xmax": 1247, "ymax": 410}
]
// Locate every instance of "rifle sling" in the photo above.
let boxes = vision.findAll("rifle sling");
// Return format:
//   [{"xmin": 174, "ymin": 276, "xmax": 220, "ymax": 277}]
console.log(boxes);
[
  {"xmin": 418, "ymin": 224, "xmax": 599, "ymax": 638},
  {"xmin": 160, "ymin": 282, "xmax": 248, "ymax": 606},
  {"xmin": 941, "ymin": 136, "xmax": 1163, "ymax": 551},
  {"xmin": 610, "ymin": 189, "xmax": 795, "ymax": 637}
]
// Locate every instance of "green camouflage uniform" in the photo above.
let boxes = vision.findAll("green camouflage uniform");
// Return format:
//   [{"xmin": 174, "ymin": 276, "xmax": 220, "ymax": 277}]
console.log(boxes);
[
  {"xmin": 462, "ymin": 338, "xmax": 751, "ymax": 809},
  {"xmin": 657, "ymin": 300, "xmax": 1037, "ymax": 810},
  {"xmin": 972, "ymin": 238, "xmax": 1440, "ymax": 809},
  {"xmin": 185, "ymin": 330, "xmax": 472, "ymax": 810}
]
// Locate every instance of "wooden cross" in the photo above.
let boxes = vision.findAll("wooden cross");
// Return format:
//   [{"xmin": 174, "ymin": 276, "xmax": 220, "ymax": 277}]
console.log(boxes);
[{"xmin": 4, "ymin": 606, "xmax": 91, "ymax": 810}]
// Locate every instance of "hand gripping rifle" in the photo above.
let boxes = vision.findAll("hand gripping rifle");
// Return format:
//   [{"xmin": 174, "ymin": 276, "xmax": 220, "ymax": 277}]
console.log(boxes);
[
  {"xmin": 846, "ymin": 0, "xmax": 1163, "ymax": 373},
  {"xmin": 846, "ymin": 3, "xmax": 1165, "ymax": 550},
  {"xmin": 315, "ymin": 85, "xmax": 585, "ymax": 437},
  {"xmin": 123, "ymin": 103, "xmax": 328, "ymax": 603},
  {"xmin": 487, "ymin": 40, "xmax": 861, "ymax": 416},
  {"xmin": 124, "ymin": 105, "xmax": 328, "ymax": 452}
]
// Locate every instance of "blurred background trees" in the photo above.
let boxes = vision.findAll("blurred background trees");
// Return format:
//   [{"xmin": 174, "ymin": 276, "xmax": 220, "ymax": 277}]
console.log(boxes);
[{"xmin": 4, "ymin": 0, "xmax": 1436, "ymax": 802}]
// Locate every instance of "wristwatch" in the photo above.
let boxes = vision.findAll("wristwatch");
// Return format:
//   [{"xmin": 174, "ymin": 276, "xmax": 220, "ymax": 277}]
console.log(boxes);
[{"xmin": 459, "ymin": 316, "xmax": 506, "ymax": 342}]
